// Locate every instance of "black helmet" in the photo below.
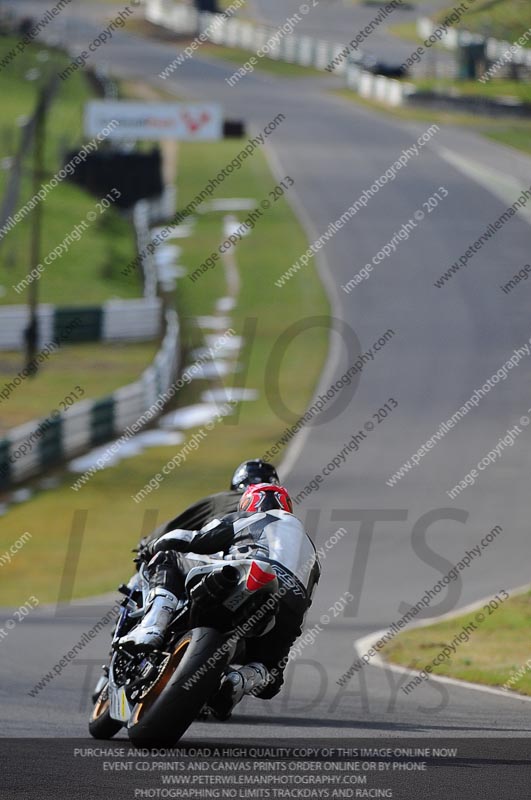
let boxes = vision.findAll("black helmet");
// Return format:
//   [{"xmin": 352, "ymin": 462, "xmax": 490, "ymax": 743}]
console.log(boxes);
[{"xmin": 230, "ymin": 459, "xmax": 280, "ymax": 492}]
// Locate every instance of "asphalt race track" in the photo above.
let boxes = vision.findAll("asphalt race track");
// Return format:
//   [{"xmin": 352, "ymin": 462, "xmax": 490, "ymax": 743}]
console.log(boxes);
[
  {"xmin": 1, "ymin": 2, "xmax": 531, "ymax": 797},
  {"xmin": 248, "ymin": 0, "xmax": 451, "ymax": 63}
]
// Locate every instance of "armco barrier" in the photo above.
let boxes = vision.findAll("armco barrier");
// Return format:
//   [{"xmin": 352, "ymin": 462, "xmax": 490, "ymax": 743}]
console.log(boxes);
[
  {"xmin": 0, "ymin": 100, "xmax": 182, "ymax": 490},
  {"xmin": 0, "ymin": 297, "xmax": 163, "ymax": 351},
  {"xmin": 145, "ymin": 0, "xmax": 198, "ymax": 34},
  {"xmin": 2, "ymin": 182, "xmax": 177, "ymax": 352},
  {"xmin": 147, "ymin": 0, "xmax": 409, "ymax": 106},
  {"xmin": 133, "ymin": 186, "xmax": 178, "ymax": 299},
  {"xmin": 0, "ymin": 180, "xmax": 180, "ymax": 491},
  {"xmin": 347, "ymin": 64, "xmax": 407, "ymax": 106},
  {"xmin": 0, "ymin": 308, "xmax": 179, "ymax": 490},
  {"xmin": 134, "ymin": 201, "xmax": 158, "ymax": 299},
  {"xmin": 147, "ymin": 1, "xmax": 531, "ymax": 107}
]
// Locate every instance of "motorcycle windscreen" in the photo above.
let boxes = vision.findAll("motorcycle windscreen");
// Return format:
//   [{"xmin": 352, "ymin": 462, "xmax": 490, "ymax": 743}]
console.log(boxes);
[{"xmin": 260, "ymin": 512, "xmax": 317, "ymax": 591}]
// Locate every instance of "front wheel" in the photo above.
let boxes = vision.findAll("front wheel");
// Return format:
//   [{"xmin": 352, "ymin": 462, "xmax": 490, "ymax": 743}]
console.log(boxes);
[
  {"xmin": 128, "ymin": 627, "xmax": 230, "ymax": 746},
  {"xmin": 89, "ymin": 684, "xmax": 123, "ymax": 740}
]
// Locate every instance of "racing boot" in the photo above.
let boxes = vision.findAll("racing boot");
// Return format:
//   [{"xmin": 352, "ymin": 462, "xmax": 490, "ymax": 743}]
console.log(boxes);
[
  {"xmin": 119, "ymin": 588, "xmax": 179, "ymax": 650},
  {"xmin": 208, "ymin": 662, "xmax": 270, "ymax": 720}
]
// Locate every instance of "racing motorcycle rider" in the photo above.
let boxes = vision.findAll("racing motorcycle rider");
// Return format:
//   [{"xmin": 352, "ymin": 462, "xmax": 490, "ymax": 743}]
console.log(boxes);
[
  {"xmin": 121, "ymin": 482, "xmax": 320, "ymax": 719},
  {"xmin": 140, "ymin": 459, "xmax": 282, "ymax": 545},
  {"xmin": 230, "ymin": 458, "xmax": 281, "ymax": 491}
]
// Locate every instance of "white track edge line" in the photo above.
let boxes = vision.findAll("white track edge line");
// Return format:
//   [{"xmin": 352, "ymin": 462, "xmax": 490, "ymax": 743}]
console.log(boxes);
[
  {"xmin": 260, "ymin": 138, "xmax": 343, "ymax": 479},
  {"xmin": 353, "ymin": 582, "xmax": 531, "ymax": 704}
]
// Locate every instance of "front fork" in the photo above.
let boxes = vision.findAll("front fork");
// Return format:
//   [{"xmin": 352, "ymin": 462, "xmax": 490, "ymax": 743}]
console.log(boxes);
[
  {"xmin": 91, "ymin": 572, "xmax": 145, "ymax": 705},
  {"xmin": 91, "ymin": 667, "xmax": 109, "ymax": 704}
]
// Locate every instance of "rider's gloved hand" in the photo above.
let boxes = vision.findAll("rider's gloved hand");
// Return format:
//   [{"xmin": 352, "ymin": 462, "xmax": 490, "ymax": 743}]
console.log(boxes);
[{"xmin": 133, "ymin": 538, "xmax": 155, "ymax": 565}]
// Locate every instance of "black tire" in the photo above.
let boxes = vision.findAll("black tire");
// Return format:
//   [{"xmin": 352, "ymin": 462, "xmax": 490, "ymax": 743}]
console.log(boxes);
[
  {"xmin": 89, "ymin": 685, "xmax": 123, "ymax": 740},
  {"xmin": 127, "ymin": 627, "xmax": 229, "ymax": 746}
]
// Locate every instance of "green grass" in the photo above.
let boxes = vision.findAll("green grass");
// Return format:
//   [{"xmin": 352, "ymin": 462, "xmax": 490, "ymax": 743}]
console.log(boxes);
[
  {"xmin": 484, "ymin": 127, "xmax": 531, "ymax": 154},
  {"xmin": 390, "ymin": 0, "xmax": 531, "ymax": 43},
  {"xmin": 0, "ymin": 38, "xmax": 157, "ymax": 437},
  {"xmin": 333, "ymin": 87, "xmax": 531, "ymax": 157},
  {"xmin": 0, "ymin": 36, "xmax": 138, "ymax": 306},
  {"xmin": 0, "ymin": 101, "xmax": 330, "ymax": 606},
  {"xmin": 382, "ymin": 589, "xmax": 531, "ymax": 696},
  {"xmin": 392, "ymin": 0, "xmax": 531, "ymax": 45},
  {"xmin": 413, "ymin": 77, "xmax": 531, "ymax": 103},
  {"xmin": 437, "ymin": 0, "xmax": 531, "ymax": 43},
  {"xmin": 0, "ymin": 342, "xmax": 157, "ymax": 433}
]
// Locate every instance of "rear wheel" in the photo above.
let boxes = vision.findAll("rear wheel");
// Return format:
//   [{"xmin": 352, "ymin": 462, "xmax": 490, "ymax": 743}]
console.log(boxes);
[
  {"xmin": 88, "ymin": 684, "xmax": 123, "ymax": 740},
  {"xmin": 128, "ymin": 627, "xmax": 230, "ymax": 746}
]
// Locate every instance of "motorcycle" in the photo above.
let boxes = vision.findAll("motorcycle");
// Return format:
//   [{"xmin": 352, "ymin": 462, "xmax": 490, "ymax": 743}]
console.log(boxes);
[{"xmin": 88, "ymin": 557, "xmax": 279, "ymax": 745}]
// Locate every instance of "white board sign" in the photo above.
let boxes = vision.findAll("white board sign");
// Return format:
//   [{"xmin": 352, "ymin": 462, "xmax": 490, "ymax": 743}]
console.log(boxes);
[{"xmin": 84, "ymin": 101, "xmax": 223, "ymax": 141}]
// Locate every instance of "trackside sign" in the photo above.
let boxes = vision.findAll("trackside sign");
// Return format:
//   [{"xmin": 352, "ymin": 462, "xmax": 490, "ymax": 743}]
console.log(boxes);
[{"xmin": 84, "ymin": 101, "xmax": 223, "ymax": 140}]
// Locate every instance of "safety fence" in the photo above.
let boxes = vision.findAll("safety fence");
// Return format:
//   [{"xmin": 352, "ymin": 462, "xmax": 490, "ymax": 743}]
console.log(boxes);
[
  {"xmin": 0, "ymin": 187, "xmax": 180, "ymax": 490},
  {"xmin": 145, "ymin": 0, "xmax": 412, "ymax": 106},
  {"xmin": 133, "ymin": 184, "xmax": 178, "ymax": 299},
  {"xmin": 146, "ymin": 1, "xmax": 531, "ymax": 109},
  {"xmin": 0, "ymin": 308, "xmax": 179, "ymax": 490},
  {"xmin": 0, "ymin": 298, "xmax": 164, "ymax": 351}
]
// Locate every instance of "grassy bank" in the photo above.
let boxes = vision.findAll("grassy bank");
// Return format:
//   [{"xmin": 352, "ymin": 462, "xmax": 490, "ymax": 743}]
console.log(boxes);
[
  {"xmin": 412, "ymin": 77, "xmax": 531, "ymax": 104},
  {"xmin": 381, "ymin": 588, "xmax": 531, "ymax": 696},
  {"xmin": 0, "ymin": 94, "xmax": 330, "ymax": 606},
  {"xmin": 392, "ymin": 0, "xmax": 531, "ymax": 43},
  {"xmin": 391, "ymin": 0, "xmax": 531, "ymax": 46},
  {"xmin": 484, "ymin": 127, "xmax": 531, "ymax": 154},
  {"xmin": 0, "ymin": 39, "xmax": 162, "ymax": 443},
  {"xmin": 0, "ymin": 342, "xmax": 157, "ymax": 433},
  {"xmin": 438, "ymin": 0, "xmax": 531, "ymax": 43}
]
